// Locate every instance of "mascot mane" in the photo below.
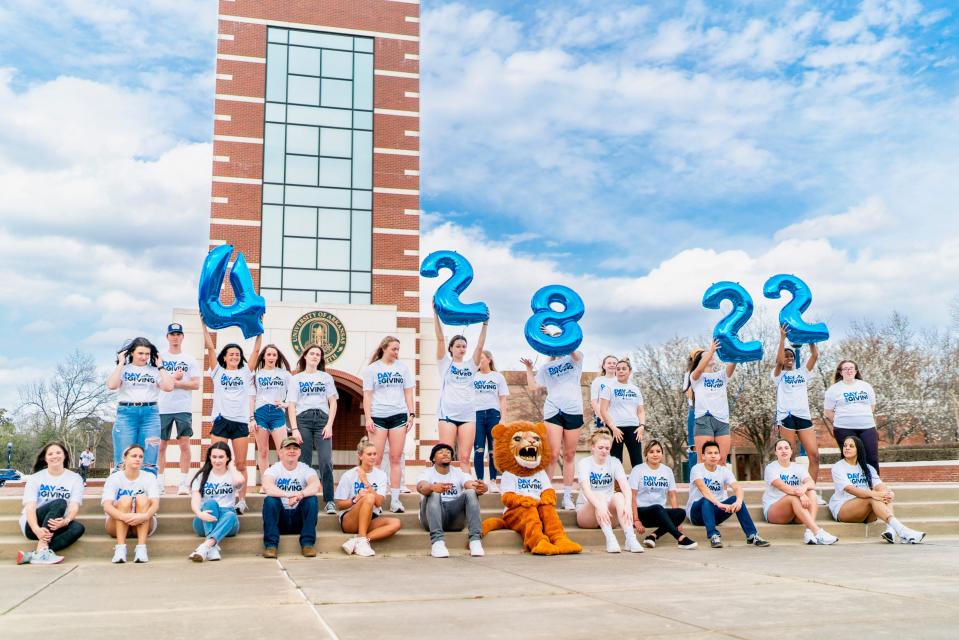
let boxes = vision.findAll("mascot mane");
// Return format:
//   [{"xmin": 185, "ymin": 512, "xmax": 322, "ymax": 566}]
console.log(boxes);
[{"xmin": 492, "ymin": 421, "xmax": 551, "ymax": 477}]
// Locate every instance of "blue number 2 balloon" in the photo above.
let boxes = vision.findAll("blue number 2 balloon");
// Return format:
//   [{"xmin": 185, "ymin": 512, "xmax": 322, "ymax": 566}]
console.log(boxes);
[
  {"xmin": 419, "ymin": 250, "xmax": 489, "ymax": 325},
  {"xmin": 524, "ymin": 285, "xmax": 585, "ymax": 357},
  {"xmin": 763, "ymin": 274, "xmax": 829, "ymax": 345},
  {"xmin": 702, "ymin": 281, "xmax": 763, "ymax": 363},
  {"xmin": 198, "ymin": 245, "xmax": 266, "ymax": 339}
]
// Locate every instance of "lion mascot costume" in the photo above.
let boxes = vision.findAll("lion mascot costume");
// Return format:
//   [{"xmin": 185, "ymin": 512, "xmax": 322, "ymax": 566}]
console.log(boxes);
[{"xmin": 481, "ymin": 421, "xmax": 582, "ymax": 555}]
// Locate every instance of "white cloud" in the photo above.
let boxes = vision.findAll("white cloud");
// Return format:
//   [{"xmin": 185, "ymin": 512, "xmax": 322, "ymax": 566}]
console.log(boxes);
[{"xmin": 775, "ymin": 197, "xmax": 893, "ymax": 241}]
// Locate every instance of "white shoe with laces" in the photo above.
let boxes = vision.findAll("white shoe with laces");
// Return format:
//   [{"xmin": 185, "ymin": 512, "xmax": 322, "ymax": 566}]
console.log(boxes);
[
  {"xmin": 605, "ymin": 537, "xmax": 622, "ymax": 553},
  {"xmin": 134, "ymin": 544, "xmax": 149, "ymax": 563},
  {"xmin": 341, "ymin": 537, "xmax": 357, "ymax": 555},
  {"xmin": 882, "ymin": 525, "xmax": 897, "ymax": 544},
  {"xmin": 354, "ymin": 537, "xmax": 375, "ymax": 557},
  {"xmin": 816, "ymin": 529, "xmax": 839, "ymax": 545},
  {"xmin": 899, "ymin": 527, "xmax": 926, "ymax": 544},
  {"xmin": 177, "ymin": 480, "xmax": 190, "ymax": 496},
  {"xmin": 189, "ymin": 545, "xmax": 208, "ymax": 562},
  {"xmin": 815, "ymin": 492, "xmax": 827, "ymax": 506},
  {"xmin": 390, "ymin": 499, "xmax": 405, "ymax": 513},
  {"xmin": 112, "ymin": 545, "xmax": 127, "ymax": 564},
  {"xmin": 431, "ymin": 540, "xmax": 450, "ymax": 558},
  {"xmin": 31, "ymin": 549, "xmax": 64, "ymax": 565},
  {"xmin": 624, "ymin": 537, "xmax": 645, "ymax": 553},
  {"xmin": 207, "ymin": 545, "xmax": 221, "ymax": 561},
  {"xmin": 562, "ymin": 494, "xmax": 575, "ymax": 511},
  {"xmin": 804, "ymin": 529, "xmax": 817, "ymax": 545},
  {"xmin": 469, "ymin": 540, "xmax": 485, "ymax": 557},
  {"xmin": 236, "ymin": 499, "xmax": 249, "ymax": 515}
]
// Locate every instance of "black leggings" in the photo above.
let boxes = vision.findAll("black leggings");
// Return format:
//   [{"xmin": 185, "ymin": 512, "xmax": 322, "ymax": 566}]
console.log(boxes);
[
  {"xmin": 24, "ymin": 499, "xmax": 85, "ymax": 551},
  {"xmin": 637, "ymin": 504, "xmax": 686, "ymax": 540},
  {"xmin": 833, "ymin": 427, "xmax": 880, "ymax": 472},
  {"xmin": 611, "ymin": 426, "xmax": 643, "ymax": 468}
]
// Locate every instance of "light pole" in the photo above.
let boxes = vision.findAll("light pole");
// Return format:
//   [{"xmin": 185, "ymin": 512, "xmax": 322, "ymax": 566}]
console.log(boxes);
[{"xmin": 6, "ymin": 442, "xmax": 11, "ymax": 468}]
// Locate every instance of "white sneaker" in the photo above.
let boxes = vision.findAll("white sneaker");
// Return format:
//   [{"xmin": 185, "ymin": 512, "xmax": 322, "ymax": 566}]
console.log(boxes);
[
  {"xmin": 562, "ymin": 494, "xmax": 575, "ymax": 511},
  {"xmin": 489, "ymin": 482, "xmax": 501, "ymax": 494},
  {"xmin": 189, "ymin": 545, "xmax": 208, "ymax": 562},
  {"xmin": 643, "ymin": 535, "xmax": 657, "ymax": 549},
  {"xmin": 815, "ymin": 492, "xmax": 827, "ymax": 506},
  {"xmin": 354, "ymin": 537, "xmax": 375, "ymax": 557},
  {"xmin": 134, "ymin": 544, "xmax": 149, "ymax": 563},
  {"xmin": 804, "ymin": 529, "xmax": 817, "ymax": 545},
  {"xmin": 624, "ymin": 537, "xmax": 645, "ymax": 553},
  {"xmin": 431, "ymin": 540, "xmax": 450, "ymax": 558},
  {"xmin": 816, "ymin": 529, "xmax": 839, "ymax": 545},
  {"xmin": 882, "ymin": 525, "xmax": 897, "ymax": 544},
  {"xmin": 341, "ymin": 537, "xmax": 357, "ymax": 555},
  {"xmin": 390, "ymin": 499, "xmax": 405, "ymax": 513},
  {"xmin": 469, "ymin": 540, "xmax": 485, "ymax": 557},
  {"xmin": 207, "ymin": 545, "xmax": 221, "ymax": 561},
  {"xmin": 177, "ymin": 480, "xmax": 190, "ymax": 496},
  {"xmin": 112, "ymin": 545, "xmax": 127, "ymax": 564},
  {"xmin": 31, "ymin": 549, "xmax": 64, "ymax": 565},
  {"xmin": 236, "ymin": 500, "xmax": 249, "ymax": 515},
  {"xmin": 159, "ymin": 484, "xmax": 167, "ymax": 496},
  {"xmin": 899, "ymin": 527, "xmax": 926, "ymax": 544},
  {"xmin": 605, "ymin": 537, "xmax": 622, "ymax": 553}
]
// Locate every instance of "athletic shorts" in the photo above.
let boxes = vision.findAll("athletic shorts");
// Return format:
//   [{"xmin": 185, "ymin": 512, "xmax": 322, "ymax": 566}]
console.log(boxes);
[
  {"xmin": 254, "ymin": 404, "xmax": 287, "ymax": 431},
  {"xmin": 338, "ymin": 506, "xmax": 379, "ymax": 532},
  {"xmin": 439, "ymin": 417, "xmax": 467, "ymax": 427},
  {"xmin": 160, "ymin": 412, "xmax": 193, "ymax": 440},
  {"xmin": 779, "ymin": 415, "xmax": 813, "ymax": 431},
  {"xmin": 212, "ymin": 416, "xmax": 250, "ymax": 439},
  {"xmin": 694, "ymin": 415, "xmax": 730, "ymax": 437},
  {"xmin": 372, "ymin": 413, "xmax": 409, "ymax": 430},
  {"xmin": 545, "ymin": 411, "xmax": 584, "ymax": 431}
]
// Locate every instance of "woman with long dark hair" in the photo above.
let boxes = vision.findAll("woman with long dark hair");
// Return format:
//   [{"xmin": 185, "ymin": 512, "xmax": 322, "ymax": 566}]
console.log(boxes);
[
  {"xmin": 102, "ymin": 444, "xmax": 160, "ymax": 563},
  {"xmin": 685, "ymin": 340, "xmax": 736, "ymax": 466},
  {"xmin": 598, "ymin": 359, "xmax": 645, "ymax": 469},
  {"xmin": 830, "ymin": 435, "xmax": 925, "ymax": 543},
  {"xmin": 824, "ymin": 360, "xmax": 881, "ymax": 473},
  {"xmin": 628, "ymin": 440, "xmax": 697, "ymax": 549},
  {"xmin": 472, "ymin": 349, "xmax": 508, "ymax": 492},
  {"xmin": 288, "ymin": 343, "xmax": 339, "ymax": 515},
  {"xmin": 16, "ymin": 442, "xmax": 86, "ymax": 565},
  {"xmin": 189, "ymin": 442, "xmax": 245, "ymax": 561},
  {"xmin": 107, "ymin": 337, "xmax": 175, "ymax": 476},
  {"xmin": 251, "ymin": 344, "xmax": 292, "ymax": 489},
  {"xmin": 202, "ymin": 324, "xmax": 262, "ymax": 515}
]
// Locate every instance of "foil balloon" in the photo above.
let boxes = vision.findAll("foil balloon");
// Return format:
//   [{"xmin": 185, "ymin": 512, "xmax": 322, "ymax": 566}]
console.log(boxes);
[
  {"xmin": 524, "ymin": 285, "xmax": 585, "ymax": 357},
  {"xmin": 762, "ymin": 274, "xmax": 829, "ymax": 345},
  {"xmin": 198, "ymin": 245, "xmax": 266, "ymax": 339},
  {"xmin": 419, "ymin": 250, "xmax": 489, "ymax": 325},
  {"xmin": 702, "ymin": 281, "xmax": 763, "ymax": 363}
]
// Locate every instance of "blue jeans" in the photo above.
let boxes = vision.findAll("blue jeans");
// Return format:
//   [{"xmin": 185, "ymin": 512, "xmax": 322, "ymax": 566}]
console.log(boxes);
[
  {"xmin": 262, "ymin": 496, "xmax": 317, "ymax": 548},
  {"xmin": 191, "ymin": 499, "xmax": 241, "ymax": 543},
  {"xmin": 113, "ymin": 405, "xmax": 161, "ymax": 475},
  {"xmin": 689, "ymin": 496, "xmax": 758, "ymax": 539},
  {"xmin": 473, "ymin": 409, "xmax": 500, "ymax": 481}
]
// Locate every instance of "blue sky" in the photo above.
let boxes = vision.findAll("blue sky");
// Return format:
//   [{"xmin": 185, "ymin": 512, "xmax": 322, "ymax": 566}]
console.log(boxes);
[{"xmin": 1, "ymin": 0, "xmax": 958, "ymax": 410}]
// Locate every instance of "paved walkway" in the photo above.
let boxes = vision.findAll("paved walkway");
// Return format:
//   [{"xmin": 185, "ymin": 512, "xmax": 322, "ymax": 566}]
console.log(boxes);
[{"xmin": 3, "ymin": 539, "xmax": 959, "ymax": 639}]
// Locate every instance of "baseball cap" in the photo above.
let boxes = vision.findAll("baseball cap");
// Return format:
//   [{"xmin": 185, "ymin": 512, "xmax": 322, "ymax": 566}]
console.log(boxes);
[
  {"xmin": 167, "ymin": 323, "xmax": 184, "ymax": 335},
  {"xmin": 429, "ymin": 443, "xmax": 454, "ymax": 462},
  {"xmin": 280, "ymin": 437, "xmax": 301, "ymax": 449}
]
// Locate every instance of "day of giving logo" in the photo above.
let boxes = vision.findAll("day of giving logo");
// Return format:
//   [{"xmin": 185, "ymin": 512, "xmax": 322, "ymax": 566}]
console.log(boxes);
[{"xmin": 291, "ymin": 311, "xmax": 347, "ymax": 362}]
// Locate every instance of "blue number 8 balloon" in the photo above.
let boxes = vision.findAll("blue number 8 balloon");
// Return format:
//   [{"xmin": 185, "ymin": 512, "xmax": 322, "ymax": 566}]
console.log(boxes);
[
  {"xmin": 763, "ymin": 274, "xmax": 829, "ymax": 344},
  {"xmin": 419, "ymin": 250, "xmax": 489, "ymax": 326},
  {"xmin": 524, "ymin": 285, "xmax": 585, "ymax": 357},
  {"xmin": 702, "ymin": 281, "xmax": 763, "ymax": 363},
  {"xmin": 198, "ymin": 245, "xmax": 266, "ymax": 339}
]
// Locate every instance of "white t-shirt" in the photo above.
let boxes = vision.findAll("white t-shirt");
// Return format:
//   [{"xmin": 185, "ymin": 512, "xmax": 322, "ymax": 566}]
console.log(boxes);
[
  {"xmin": 335, "ymin": 467, "xmax": 388, "ymax": 515},
  {"xmin": 79, "ymin": 451, "xmax": 95, "ymax": 467},
  {"xmin": 599, "ymin": 380, "xmax": 644, "ymax": 427},
  {"xmin": 686, "ymin": 463, "xmax": 737, "ymax": 515},
  {"xmin": 629, "ymin": 463, "xmax": 676, "ymax": 508},
  {"xmin": 691, "ymin": 369, "xmax": 730, "ymax": 422},
  {"xmin": 535, "ymin": 355, "xmax": 584, "ymax": 418},
  {"xmin": 191, "ymin": 469, "xmax": 239, "ymax": 509},
  {"xmin": 209, "ymin": 366, "xmax": 255, "ymax": 422},
  {"xmin": 772, "ymin": 367, "xmax": 811, "ymax": 421},
  {"xmin": 473, "ymin": 371, "xmax": 508, "ymax": 412},
  {"xmin": 575, "ymin": 455, "xmax": 626, "ymax": 506},
  {"xmin": 254, "ymin": 368, "xmax": 291, "ymax": 409},
  {"xmin": 157, "ymin": 351, "xmax": 199, "ymax": 414},
  {"xmin": 19, "ymin": 469, "xmax": 84, "ymax": 534},
  {"xmin": 437, "ymin": 355, "xmax": 477, "ymax": 420},
  {"xmin": 762, "ymin": 461, "xmax": 810, "ymax": 515},
  {"xmin": 590, "ymin": 375, "xmax": 615, "ymax": 402},
  {"xmin": 361, "ymin": 360, "xmax": 415, "ymax": 418},
  {"xmin": 101, "ymin": 470, "xmax": 160, "ymax": 504},
  {"xmin": 824, "ymin": 380, "xmax": 876, "ymax": 429},
  {"xmin": 499, "ymin": 470, "xmax": 551, "ymax": 501},
  {"xmin": 287, "ymin": 371, "xmax": 338, "ymax": 414},
  {"xmin": 829, "ymin": 459, "xmax": 881, "ymax": 519},
  {"xmin": 417, "ymin": 466, "xmax": 472, "ymax": 503},
  {"xmin": 264, "ymin": 461, "xmax": 318, "ymax": 509},
  {"xmin": 116, "ymin": 365, "xmax": 162, "ymax": 404}
]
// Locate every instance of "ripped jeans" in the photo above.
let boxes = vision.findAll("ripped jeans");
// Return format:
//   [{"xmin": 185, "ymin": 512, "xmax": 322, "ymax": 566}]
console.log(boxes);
[
  {"xmin": 473, "ymin": 409, "xmax": 500, "ymax": 481},
  {"xmin": 113, "ymin": 405, "xmax": 161, "ymax": 475}
]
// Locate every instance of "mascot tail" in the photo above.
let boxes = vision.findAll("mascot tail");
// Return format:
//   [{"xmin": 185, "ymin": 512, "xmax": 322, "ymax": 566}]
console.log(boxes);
[{"xmin": 481, "ymin": 516, "xmax": 508, "ymax": 537}]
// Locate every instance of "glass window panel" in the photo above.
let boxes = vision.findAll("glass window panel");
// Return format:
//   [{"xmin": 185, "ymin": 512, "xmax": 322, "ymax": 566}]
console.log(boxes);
[
  {"xmin": 288, "ymin": 46, "xmax": 320, "ymax": 76},
  {"xmin": 317, "ymin": 291, "xmax": 351, "ymax": 304},
  {"xmin": 283, "ymin": 237, "xmax": 316, "ymax": 268},
  {"xmin": 351, "ymin": 130, "xmax": 372, "ymax": 189},
  {"xmin": 263, "ymin": 123, "xmax": 286, "ymax": 183},
  {"xmin": 267, "ymin": 28, "xmax": 288, "ymax": 44},
  {"xmin": 288, "ymin": 76, "xmax": 319, "ymax": 106},
  {"xmin": 351, "ymin": 271, "xmax": 371, "ymax": 292},
  {"xmin": 262, "ymin": 288, "xmax": 282, "ymax": 301},
  {"xmin": 351, "ymin": 210, "xmax": 372, "ymax": 270},
  {"xmin": 320, "ymin": 128, "xmax": 351, "ymax": 157},
  {"xmin": 351, "ymin": 190, "xmax": 372, "ymax": 209},
  {"xmin": 263, "ymin": 184, "xmax": 284, "ymax": 204},
  {"xmin": 289, "ymin": 31, "xmax": 353, "ymax": 51},
  {"xmin": 284, "ymin": 206, "xmax": 317, "ymax": 236},
  {"xmin": 285, "ymin": 186, "xmax": 351, "ymax": 208},
  {"xmin": 286, "ymin": 125, "xmax": 318, "ymax": 155},
  {"xmin": 260, "ymin": 267, "xmax": 282, "ymax": 288},
  {"xmin": 353, "ymin": 111, "xmax": 372, "ymax": 130},
  {"xmin": 265, "ymin": 44, "xmax": 288, "ymax": 102},
  {"xmin": 353, "ymin": 53, "xmax": 373, "ymax": 110},
  {"xmin": 316, "ymin": 239, "xmax": 350, "ymax": 270},
  {"xmin": 321, "ymin": 78, "xmax": 352, "ymax": 109},
  {"xmin": 354, "ymin": 37, "xmax": 373, "ymax": 53},
  {"xmin": 261, "ymin": 206, "xmax": 283, "ymax": 267},
  {"xmin": 287, "ymin": 105, "xmax": 352, "ymax": 128},
  {"xmin": 286, "ymin": 155, "xmax": 318, "ymax": 186},
  {"xmin": 317, "ymin": 208, "xmax": 350, "ymax": 238},
  {"xmin": 281, "ymin": 289, "xmax": 316, "ymax": 303},
  {"xmin": 351, "ymin": 293, "xmax": 371, "ymax": 304},
  {"xmin": 323, "ymin": 50, "xmax": 353, "ymax": 79},
  {"xmin": 265, "ymin": 103, "xmax": 286, "ymax": 123},
  {"xmin": 320, "ymin": 157, "xmax": 351, "ymax": 188},
  {"xmin": 284, "ymin": 269, "xmax": 349, "ymax": 290}
]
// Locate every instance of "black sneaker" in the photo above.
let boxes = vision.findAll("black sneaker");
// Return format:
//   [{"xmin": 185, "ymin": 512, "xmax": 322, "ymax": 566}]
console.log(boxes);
[
  {"xmin": 678, "ymin": 536, "xmax": 698, "ymax": 550},
  {"xmin": 747, "ymin": 534, "xmax": 770, "ymax": 547},
  {"xmin": 643, "ymin": 535, "xmax": 657, "ymax": 549},
  {"xmin": 710, "ymin": 534, "xmax": 723, "ymax": 548}
]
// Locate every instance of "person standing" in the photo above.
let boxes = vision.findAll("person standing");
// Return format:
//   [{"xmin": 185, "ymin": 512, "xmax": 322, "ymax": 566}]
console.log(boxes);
[
  {"xmin": 687, "ymin": 340, "xmax": 736, "ymax": 466},
  {"xmin": 417, "ymin": 443, "xmax": 487, "ymax": 558},
  {"xmin": 824, "ymin": 360, "xmax": 882, "ymax": 473},
  {"xmin": 102, "ymin": 444, "xmax": 160, "ymax": 563},
  {"xmin": 158, "ymin": 323, "xmax": 201, "ymax": 496},
  {"xmin": 261, "ymin": 437, "xmax": 320, "ymax": 558},
  {"xmin": 78, "ymin": 446, "xmax": 95, "ymax": 486},
  {"xmin": 251, "ymin": 344, "xmax": 292, "ymax": 492},
  {"xmin": 472, "ymin": 349, "xmax": 508, "ymax": 492},
  {"xmin": 589, "ymin": 355, "xmax": 618, "ymax": 428},
  {"xmin": 598, "ymin": 359, "xmax": 646, "ymax": 470}
]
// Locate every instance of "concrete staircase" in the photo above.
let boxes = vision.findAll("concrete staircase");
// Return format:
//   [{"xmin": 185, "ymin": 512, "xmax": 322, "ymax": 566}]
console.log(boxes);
[{"xmin": 3, "ymin": 483, "xmax": 958, "ymax": 559}]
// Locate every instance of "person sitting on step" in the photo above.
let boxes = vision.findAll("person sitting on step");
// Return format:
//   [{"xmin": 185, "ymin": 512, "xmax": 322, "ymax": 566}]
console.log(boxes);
[
  {"xmin": 261, "ymin": 437, "xmax": 320, "ymax": 558},
  {"xmin": 102, "ymin": 444, "xmax": 160, "ymax": 563},
  {"xmin": 417, "ymin": 443, "xmax": 487, "ymax": 558},
  {"xmin": 188, "ymin": 442, "xmax": 245, "ymax": 562},
  {"xmin": 335, "ymin": 438, "xmax": 401, "ymax": 557}
]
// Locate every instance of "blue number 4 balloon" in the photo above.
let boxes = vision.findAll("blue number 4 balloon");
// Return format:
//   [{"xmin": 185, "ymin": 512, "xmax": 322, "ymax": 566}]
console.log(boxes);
[
  {"xmin": 763, "ymin": 274, "xmax": 829, "ymax": 345},
  {"xmin": 419, "ymin": 250, "xmax": 489, "ymax": 326},
  {"xmin": 702, "ymin": 281, "xmax": 763, "ymax": 363},
  {"xmin": 198, "ymin": 245, "xmax": 266, "ymax": 339}
]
